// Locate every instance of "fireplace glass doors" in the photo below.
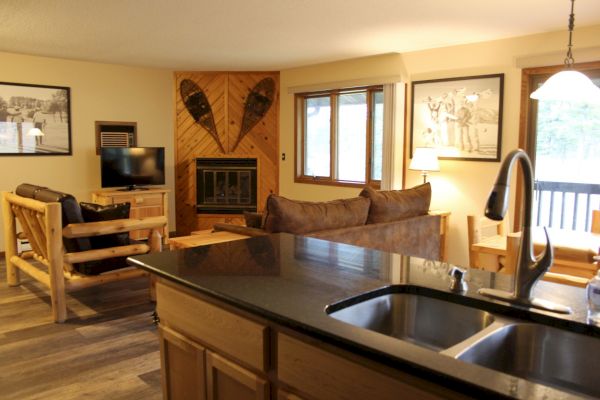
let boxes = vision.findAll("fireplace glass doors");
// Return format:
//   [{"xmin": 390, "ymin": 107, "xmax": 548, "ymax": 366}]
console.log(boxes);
[{"xmin": 196, "ymin": 158, "xmax": 257, "ymax": 214}]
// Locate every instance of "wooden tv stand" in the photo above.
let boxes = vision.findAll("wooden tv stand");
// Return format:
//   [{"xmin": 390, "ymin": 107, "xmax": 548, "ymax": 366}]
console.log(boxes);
[{"xmin": 91, "ymin": 188, "xmax": 169, "ymax": 243}]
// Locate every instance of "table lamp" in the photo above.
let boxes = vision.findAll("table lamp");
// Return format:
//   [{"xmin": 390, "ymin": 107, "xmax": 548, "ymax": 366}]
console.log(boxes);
[{"xmin": 409, "ymin": 147, "xmax": 440, "ymax": 184}]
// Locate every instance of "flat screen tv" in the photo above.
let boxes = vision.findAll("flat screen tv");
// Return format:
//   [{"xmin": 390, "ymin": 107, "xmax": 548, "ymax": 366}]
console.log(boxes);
[{"xmin": 101, "ymin": 147, "xmax": 165, "ymax": 191}]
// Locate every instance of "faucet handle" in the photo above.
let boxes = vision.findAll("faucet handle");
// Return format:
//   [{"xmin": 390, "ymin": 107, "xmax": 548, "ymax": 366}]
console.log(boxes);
[{"xmin": 448, "ymin": 266, "xmax": 468, "ymax": 293}]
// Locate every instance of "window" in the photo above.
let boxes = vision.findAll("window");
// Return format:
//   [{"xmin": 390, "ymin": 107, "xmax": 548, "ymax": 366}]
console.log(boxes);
[
  {"xmin": 517, "ymin": 62, "xmax": 600, "ymax": 232},
  {"xmin": 295, "ymin": 86, "xmax": 384, "ymax": 187}
]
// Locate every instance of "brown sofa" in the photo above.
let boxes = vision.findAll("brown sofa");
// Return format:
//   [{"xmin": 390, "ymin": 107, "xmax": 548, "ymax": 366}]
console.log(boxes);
[{"xmin": 213, "ymin": 183, "xmax": 445, "ymax": 261}]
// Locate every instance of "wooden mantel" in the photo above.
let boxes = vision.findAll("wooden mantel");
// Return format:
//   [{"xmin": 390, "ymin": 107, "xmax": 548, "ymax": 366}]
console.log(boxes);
[{"xmin": 174, "ymin": 71, "xmax": 279, "ymax": 234}]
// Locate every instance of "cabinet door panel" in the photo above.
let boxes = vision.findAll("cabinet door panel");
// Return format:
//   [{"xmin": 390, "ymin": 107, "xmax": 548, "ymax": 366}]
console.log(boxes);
[
  {"xmin": 278, "ymin": 333, "xmax": 443, "ymax": 400},
  {"xmin": 156, "ymin": 282, "xmax": 268, "ymax": 372},
  {"xmin": 206, "ymin": 351, "xmax": 268, "ymax": 400},
  {"xmin": 159, "ymin": 325, "xmax": 207, "ymax": 400}
]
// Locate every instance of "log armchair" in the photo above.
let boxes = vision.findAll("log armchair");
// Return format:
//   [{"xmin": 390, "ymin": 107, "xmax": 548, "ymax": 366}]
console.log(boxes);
[{"xmin": 2, "ymin": 184, "xmax": 168, "ymax": 323}]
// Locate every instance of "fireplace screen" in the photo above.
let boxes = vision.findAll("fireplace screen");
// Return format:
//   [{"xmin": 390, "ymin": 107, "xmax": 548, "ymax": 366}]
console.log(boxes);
[{"xmin": 196, "ymin": 158, "xmax": 257, "ymax": 214}]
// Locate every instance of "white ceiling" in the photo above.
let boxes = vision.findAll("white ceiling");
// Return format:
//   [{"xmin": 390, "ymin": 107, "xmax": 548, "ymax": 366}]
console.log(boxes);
[{"xmin": 1, "ymin": 0, "xmax": 600, "ymax": 71}]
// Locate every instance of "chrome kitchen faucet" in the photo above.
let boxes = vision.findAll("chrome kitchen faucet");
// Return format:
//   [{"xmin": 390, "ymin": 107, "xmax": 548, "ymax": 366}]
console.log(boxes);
[{"xmin": 478, "ymin": 149, "xmax": 571, "ymax": 314}]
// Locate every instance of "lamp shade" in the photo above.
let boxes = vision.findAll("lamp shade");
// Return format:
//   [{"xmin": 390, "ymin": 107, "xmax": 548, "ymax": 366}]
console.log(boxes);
[
  {"xmin": 530, "ymin": 70, "xmax": 600, "ymax": 103},
  {"xmin": 409, "ymin": 147, "xmax": 440, "ymax": 172}
]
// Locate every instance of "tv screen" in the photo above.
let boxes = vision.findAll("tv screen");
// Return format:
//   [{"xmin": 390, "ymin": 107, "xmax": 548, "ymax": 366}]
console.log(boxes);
[{"xmin": 101, "ymin": 147, "xmax": 165, "ymax": 190}]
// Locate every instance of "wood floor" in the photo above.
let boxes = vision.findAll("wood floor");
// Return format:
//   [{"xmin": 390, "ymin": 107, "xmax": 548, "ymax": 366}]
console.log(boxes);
[{"xmin": 0, "ymin": 261, "xmax": 162, "ymax": 399}]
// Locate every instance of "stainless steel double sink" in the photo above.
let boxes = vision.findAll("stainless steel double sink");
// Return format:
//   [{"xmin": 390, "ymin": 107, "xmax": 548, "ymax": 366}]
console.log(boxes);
[{"xmin": 326, "ymin": 290, "xmax": 600, "ymax": 398}]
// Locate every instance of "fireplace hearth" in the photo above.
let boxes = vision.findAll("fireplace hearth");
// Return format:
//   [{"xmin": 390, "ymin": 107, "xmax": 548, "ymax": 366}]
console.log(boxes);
[{"xmin": 196, "ymin": 158, "xmax": 257, "ymax": 214}]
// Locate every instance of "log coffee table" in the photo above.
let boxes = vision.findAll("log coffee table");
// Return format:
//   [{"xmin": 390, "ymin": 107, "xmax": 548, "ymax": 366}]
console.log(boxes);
[{"xmin": 169, "ymin": 229, "xmax": 249, "ymax": 250}]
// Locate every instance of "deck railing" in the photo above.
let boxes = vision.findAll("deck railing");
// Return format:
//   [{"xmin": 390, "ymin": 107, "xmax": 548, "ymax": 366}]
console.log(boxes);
[{"xmin": 534, "ymin": 180, "xmax": 600, "ymax": 231}]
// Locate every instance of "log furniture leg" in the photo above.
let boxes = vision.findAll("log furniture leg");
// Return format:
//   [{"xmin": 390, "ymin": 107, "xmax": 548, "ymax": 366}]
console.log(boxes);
[
  {"xmin": 148, "ymin": 227, "xmax": 163, "ymax": 302},
  {"xmin": 46, "ymin": 202, "xmax": 67, "ymax": 322},
  {"xmin": 2, "ymin": 194, "xmax": 20, "ymax": 286}
]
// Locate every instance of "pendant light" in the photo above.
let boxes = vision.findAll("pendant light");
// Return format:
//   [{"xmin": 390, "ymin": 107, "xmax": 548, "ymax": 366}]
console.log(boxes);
[{"xmin": 530, "ymin": 0, "xmax": 600, "ymax": 103}]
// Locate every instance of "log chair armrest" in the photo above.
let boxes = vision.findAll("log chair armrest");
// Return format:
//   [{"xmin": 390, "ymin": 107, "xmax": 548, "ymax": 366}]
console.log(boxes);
[
  {"xmin": 63, "ymin": 216, "xmax": 168, "ymax": 239},
  {"xmin": 212, "ymin": 223, "xmax": 267, "ymax": 237},
  {"xmin": 64, "ymin": 243, "xmax": 151, "ymax": 264}
]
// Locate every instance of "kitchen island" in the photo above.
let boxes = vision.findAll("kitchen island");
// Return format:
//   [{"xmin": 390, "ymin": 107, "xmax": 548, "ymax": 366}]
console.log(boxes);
[{"xmin": 128, "ymin": 233, "xmax": 600, "ymax": 400}]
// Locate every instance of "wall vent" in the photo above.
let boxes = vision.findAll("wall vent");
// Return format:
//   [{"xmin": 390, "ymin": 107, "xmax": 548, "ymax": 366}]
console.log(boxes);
[
  {"xmin": 100, "ymin": 132, "xmax": 133, "ymax": 147},
  {"xmin": 94, "ymin": 121, "xmax": 137, "ymax": 154}
]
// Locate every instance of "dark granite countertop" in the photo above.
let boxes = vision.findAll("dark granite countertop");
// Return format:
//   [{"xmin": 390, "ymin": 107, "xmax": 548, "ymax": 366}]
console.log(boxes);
[{"xmin": 128, "ymin": 233, "xmax": 600, "ymax": 400}]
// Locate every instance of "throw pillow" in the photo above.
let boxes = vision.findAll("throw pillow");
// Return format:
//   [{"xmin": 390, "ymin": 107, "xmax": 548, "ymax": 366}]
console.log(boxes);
[
  {"xmin": 359, "ymin": 183, "xmax": 431, "ymax": 224},
  {"xmin": 263, "ymin": 195, "xmax": 370, "ymax": 234},
  {"xmin": 243, "ymin": 211, "xmax": 263, "ymax": 228},
  {"xmin": 80, "ymin": 202, "xmax": 131, "ymax": 249}
]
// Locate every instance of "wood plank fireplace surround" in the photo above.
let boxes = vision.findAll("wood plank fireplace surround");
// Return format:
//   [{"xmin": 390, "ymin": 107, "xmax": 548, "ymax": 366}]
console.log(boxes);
[{"xmin": 175, "ymin": 72, "xmax": 279, "ymax": 234}]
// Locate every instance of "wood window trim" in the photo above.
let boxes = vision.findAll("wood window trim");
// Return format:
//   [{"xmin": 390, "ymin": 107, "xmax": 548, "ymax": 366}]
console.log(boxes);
[
  {"xmin": 514, "ymin": 61, "xmax": 600, "ymax": 231},
  {"xmin": 294, "ymin": 85, "xmax": 383, "ymax": 189}
]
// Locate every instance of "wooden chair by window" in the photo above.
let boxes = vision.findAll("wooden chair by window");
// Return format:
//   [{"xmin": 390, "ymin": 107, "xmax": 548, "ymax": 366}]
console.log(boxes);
[
  {"xmin": 2, "ymin": 187, "xmax": 167, "ymax": 323},
  {"xmin": 505, "ymin": 234, "xmax": 591, "ymax": 288},
  {"xmin": 467, "ymin": 215, "xmax": 508, "ymax": 272}
]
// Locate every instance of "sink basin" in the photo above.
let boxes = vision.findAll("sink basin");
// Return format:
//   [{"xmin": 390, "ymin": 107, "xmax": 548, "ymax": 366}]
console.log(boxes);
[
  {"xmin": 455, "ymin": 323, "xmax": 600, "ymax": 398},
  {"xmin": 327, "ymin": 293, "xmax": 494, "ymax": 351}
]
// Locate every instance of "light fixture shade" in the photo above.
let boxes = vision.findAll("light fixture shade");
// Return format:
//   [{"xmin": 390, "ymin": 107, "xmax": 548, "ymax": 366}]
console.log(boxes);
[
  {"xmin": 530, "ymin": 70, "xmax": 600, "ymax": 103},
  {"xmin": 27, "ymin": 128, "xmax": 45, "ymax": 136},
  {"xmin": 409, "ymin": 147, "xmax": 440, "ymax": 172}
]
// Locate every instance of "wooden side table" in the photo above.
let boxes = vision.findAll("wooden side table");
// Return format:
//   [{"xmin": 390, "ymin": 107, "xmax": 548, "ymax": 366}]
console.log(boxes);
[{"xmin": 169, "ymin": 230, "xmax": 249, "ymax": 250}]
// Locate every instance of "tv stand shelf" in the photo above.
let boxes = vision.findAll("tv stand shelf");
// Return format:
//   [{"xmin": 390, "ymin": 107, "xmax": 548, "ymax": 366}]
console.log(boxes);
[{"xmin": 91, "ymin": 188, "xmax": 169, "ymax": 244}]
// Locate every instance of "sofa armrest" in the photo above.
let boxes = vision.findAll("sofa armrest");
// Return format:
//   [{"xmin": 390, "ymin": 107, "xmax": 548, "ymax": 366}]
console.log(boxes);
[
  {"xmin": 428, "ymin": 210, "xmax": 450, "ymax": 261},
  {"xmin": 212, "ymin": 223, "xmax": 267, "ymax": 237}
]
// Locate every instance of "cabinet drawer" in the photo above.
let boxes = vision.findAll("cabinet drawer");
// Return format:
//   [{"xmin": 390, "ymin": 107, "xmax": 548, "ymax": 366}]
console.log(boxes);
[
  {"xmin": 278, "ymin": 334, "xmax": 442, "ymax": 400},
  {"xmin": 157, "ymin": 282, "xmax": 268, "ymax": 372},
  {"xmin": 97, "ymin": 194, "xmax": 163, "ymax": 207},
  {"xmin": 131, "ymin": 194, "xmax": 163, "ymax": 207}
]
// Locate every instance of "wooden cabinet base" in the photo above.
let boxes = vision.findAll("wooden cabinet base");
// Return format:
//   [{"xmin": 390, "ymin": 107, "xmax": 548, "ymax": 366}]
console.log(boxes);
[
  {"xmin": 159, "ymin": 325, "xmax": 207, "ymax": 400},
  {"xmin": 155, "ymin": 279, "xmax": 466, "ymax": 400}
]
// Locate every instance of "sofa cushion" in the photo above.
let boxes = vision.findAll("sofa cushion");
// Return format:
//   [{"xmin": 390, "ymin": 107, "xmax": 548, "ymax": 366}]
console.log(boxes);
[
  {"xmin": 80, "ymin": 202, "xmax": 131, "ymax": 249},
  {"xmin": 263, "ymin": 195, "xmax": 371, "ymax": 234},
  {"xmin": 359, "ymin": 183, "xmax": 431, "ymax": 224},
  {"xmin": 308, "ymin": 214, "xmax": 441, "ymax": 260}
]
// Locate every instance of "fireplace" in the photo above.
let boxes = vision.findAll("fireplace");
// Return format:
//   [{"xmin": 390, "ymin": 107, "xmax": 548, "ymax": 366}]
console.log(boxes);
[{"xmin": 196, "ymin": 158, "xmax": 257, "ymax": 214}]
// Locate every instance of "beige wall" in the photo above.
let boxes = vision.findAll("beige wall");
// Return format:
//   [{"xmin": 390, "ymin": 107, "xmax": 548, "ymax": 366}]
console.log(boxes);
[
  {"xmin": 0, "ymin": 51, "xmax": 175, "ymax": 251},
  {"xmin": 280, "ymin": 25, "xmax": 600, "ymax": 267}
]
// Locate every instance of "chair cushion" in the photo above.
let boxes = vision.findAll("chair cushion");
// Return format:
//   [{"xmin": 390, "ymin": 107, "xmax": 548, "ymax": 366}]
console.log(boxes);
[
  {"xmin": 263, "ymin": 195, "xmax": 370, "ymax": 234},
  {"xmin": 80, "ymin": 202, "xmax": 131, "ymax": 249},
  {"xmin": 359, "ymin": 183, "xmax": 431, "ymax": 224},
  {"xmin": 16, "ymin": 183, "xmax": 92, "ymax": 253},
  {"xmin": 15, "ymin": 183, "xmax": 47, "ymax": 198}
]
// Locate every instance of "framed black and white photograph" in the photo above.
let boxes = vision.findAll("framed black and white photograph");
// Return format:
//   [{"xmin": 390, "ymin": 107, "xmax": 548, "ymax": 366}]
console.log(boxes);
[
  {"xmin": 0, "ymin": 81, "xmax": 71, "ymax": 155},
  {"xmin": 410, "ymin": 74, "xmax": 504, "ymax": 161}
]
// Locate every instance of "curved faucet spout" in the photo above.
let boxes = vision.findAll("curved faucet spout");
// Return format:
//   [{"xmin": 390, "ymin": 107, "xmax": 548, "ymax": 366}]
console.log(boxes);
[{"xmin": 478, "ymin": 149, "xmax": 570, "ymax": 314}]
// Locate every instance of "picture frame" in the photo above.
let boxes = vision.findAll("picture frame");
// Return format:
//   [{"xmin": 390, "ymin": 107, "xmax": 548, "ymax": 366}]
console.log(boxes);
[
  {"xmin": 410, "ymin": 74, "xmax": 504, "ymax": 161},
  {"xmin": 0, "ymin": 81, "xmax": 72, "ymax": 155}
]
